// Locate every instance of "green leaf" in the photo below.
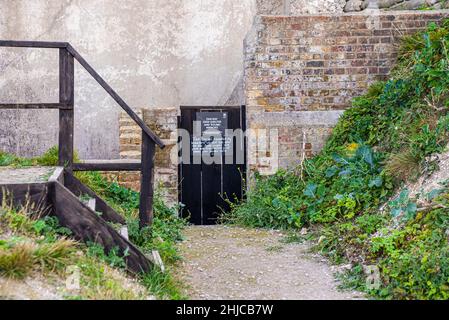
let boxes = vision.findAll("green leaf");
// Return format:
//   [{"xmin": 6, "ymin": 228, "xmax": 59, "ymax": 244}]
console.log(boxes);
[
  {"xmin": 425, "ymin": 188, "xmax": 445, "ymax": 201},
  {"xmin": 398, "ymin": 189, "xmax": 410, "ymax": 203},
  {"xmin": 339, "ymin": 168, "xmax": 352, "ymax": 176},
  {"xmin": 369, "ymin": 176, "xmax": 383, "ymax": 188},
  {"xmin": 391, "ymin": 208, "xmax": 402, "ymax": 217},
  {"xmin": 325, "ymin": 166, "xmax": 338, "ymax": 178},
  {"xmin": 356, "ymin": 145, "xmax": 374, "ymax": 167},
  {"xmin": 332, "ymin": 153, "xmax": 349, "ymax": 165},
  {"xmin": 303, "ymin": 183, "xmax": 317, "ymax": 198}
]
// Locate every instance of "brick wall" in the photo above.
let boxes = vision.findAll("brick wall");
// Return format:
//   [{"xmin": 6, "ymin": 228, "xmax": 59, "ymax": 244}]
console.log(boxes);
[
  {"xmin": 245, "ymin": 10, "xmax": 449, "ymax": 174},
  {"xmin": 117, "ymin": 108, "xmax": 179, "ymax": 205},
  {"xmin": 112, "ymin": 10, "xmax": 449, "ymax": 196}
]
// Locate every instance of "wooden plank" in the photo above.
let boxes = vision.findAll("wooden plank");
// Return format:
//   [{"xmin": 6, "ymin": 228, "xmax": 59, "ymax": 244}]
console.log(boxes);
[
  {"xmin": 47, "ymin": 167, "xmax": 65, "ymax": 184},
  {"xmin": 73, "ymin": 160, "xmax": 141, "ymax": 172},
  {"xmin": 0, "ymin": 103, "xmax": 72, "ymax": 110},
  {"xmin": 179, "ymin": 108, "xmax": 202, "ymax": 224},
  {"xmin": 58, "ymin": 48, "xmax": 74, "ymax": 171},
  {"xmin": 0, "ymin": 41, "xmax": 164, "ymax": 149},
  {"xmin": 0, "ymin": 183, "xmax": 52, "ymax": 215},
  {"xmin": 49, "ymin": 181, "xmax": 152, "ymax": 274},
  {"xmin": 66, "ymin": 44, "xmax": 165, "ymax": 149},
  {"xmin": 200, "ymin": 109, "xmax": 226, "ymax": 225},
  {"xmin": 63, "ymin": 170, "xmax": 126, "ymax": 225},
  {"xmin": 0, "ymin": 40, "xmax": 68, "ymax": 48},
  {"xmin": 139, "ymin": 133, "xmax": 156, "ymax": 228}
]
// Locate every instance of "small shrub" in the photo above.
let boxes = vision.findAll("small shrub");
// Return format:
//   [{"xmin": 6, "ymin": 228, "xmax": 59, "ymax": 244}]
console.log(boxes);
[{"xmin": 140, "ymin": 268, "xmax": 186, "ymax": 300}]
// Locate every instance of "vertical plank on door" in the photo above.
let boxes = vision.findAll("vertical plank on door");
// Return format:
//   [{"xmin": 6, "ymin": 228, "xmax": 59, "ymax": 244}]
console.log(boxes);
[
  {"xmin": 179, "ymin": 108, "xmax": 202, "ymax": 224},
  {"xmin": 179, "ymin": 106, "xmax": 245, "ymax": 225}
]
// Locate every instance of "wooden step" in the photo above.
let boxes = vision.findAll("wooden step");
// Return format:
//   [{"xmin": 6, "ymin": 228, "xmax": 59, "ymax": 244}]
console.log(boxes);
[
  {"xmin": 50, "ymin": 180, "xmax": 152, "ymax": 273},
  {"xmin": 73, "ymin": 159, "xmax": 141, "ymax": 171},
  {"xmin": 63, "ymin": 171, "xmax": 126, "ymax": 224},
  {"xmin": 0, "ymin": 167, "xmax": 152, "ymax": 273}
]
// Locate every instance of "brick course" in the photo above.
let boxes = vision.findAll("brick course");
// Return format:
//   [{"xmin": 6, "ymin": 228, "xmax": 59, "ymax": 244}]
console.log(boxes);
[
  {"xmin": 245, "ymin": 10, "xmax": 449, "ymax": 174},
  {"xmin": 115, "ymin": 108, "xmax": 179, "ymax": 205}
]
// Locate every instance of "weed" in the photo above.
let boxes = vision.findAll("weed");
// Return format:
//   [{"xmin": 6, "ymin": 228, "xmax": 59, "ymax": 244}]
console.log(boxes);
[
  {"xmin": 140, "ymin": 268, "xmax": 186, "ymax": 300},
  {"xmin": 86, "ymin": 242, "xmax": 127, "ymax": 269}
]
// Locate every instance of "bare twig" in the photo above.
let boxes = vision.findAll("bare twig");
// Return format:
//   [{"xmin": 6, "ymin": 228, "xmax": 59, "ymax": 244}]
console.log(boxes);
[{"xmin": 417, "ymin": 203, "xmax": 447, "ymax": 213}]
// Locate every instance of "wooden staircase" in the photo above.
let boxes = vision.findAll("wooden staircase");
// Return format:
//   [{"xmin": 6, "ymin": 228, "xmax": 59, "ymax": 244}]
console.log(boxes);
[
  {"xmin": 0, "ymin": 40, "xmax": 166, "ymax": 273},
  {"xmin": 0, "ymin": 167, "xmax": 151, "ymax": 273}
]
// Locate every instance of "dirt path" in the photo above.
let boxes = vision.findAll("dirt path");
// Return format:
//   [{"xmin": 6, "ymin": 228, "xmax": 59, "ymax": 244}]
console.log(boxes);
[{"xmin": 176, "ymin": 225, "xmax": 365, "ymax": 300}]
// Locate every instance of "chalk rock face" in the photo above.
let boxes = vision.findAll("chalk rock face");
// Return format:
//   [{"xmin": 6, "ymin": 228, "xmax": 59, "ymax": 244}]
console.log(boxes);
[
  {"xmin": 257, "ymin": 0, "xmax": 448, "ymax": 14},
  {"xmin": 256, "ymin": 0, "xmax": 285, "ymax": 14},
  {"xmin": 377, "ymin": 0, "xmax": 407, "ymax": 9},
  {"xmin": 257, "ymin": 0, "xmax": 346, "ymax": 14},
  {"xmin": 388, "ymin": 0, "xmax": 439, "ymax": 10},
  {"xmin": 289, "ymin": 0, "xmax": 346, "ymax": 14},
  {"xmin": 344, "ymin": 0, "xmax": 447, "ymax": 12},
  {"xmin": 344, "ymin": 0, "xmax": 365, "ymax": 11}
]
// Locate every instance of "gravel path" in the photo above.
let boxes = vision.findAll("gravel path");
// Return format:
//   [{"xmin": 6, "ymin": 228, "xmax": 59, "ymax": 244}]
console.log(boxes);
[{"xmin": 176, "ymin": 225, "xmax": 365, "ymax": 300}]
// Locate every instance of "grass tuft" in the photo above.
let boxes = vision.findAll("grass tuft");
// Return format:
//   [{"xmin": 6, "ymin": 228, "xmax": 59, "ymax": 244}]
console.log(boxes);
[
  {"xmin": 0, "ymin": 243, "xmax": 35, "ymax": 279},
  {"xmin": 384, "ymin": 150, "xmax": 421, "ymax": 182}
]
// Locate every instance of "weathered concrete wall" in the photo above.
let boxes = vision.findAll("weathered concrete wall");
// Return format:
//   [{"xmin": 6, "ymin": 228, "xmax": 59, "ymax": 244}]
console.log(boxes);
[
  {"xmin": 0, "ymin": 0, "xmax": 257, "ymax": 159},
  {"xmin": 245, "ymin": 10, "xmax": 449, "ymax": 174}
]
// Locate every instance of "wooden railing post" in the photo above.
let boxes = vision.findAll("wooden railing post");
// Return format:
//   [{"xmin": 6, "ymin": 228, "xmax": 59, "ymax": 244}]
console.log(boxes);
[
  {"xmin": 59, "ymin": 48, "xmax": 74, "ymax": 171},
  {"xmin": 139, "ymin": 132, "xmax": 156, "ymax": 228}
]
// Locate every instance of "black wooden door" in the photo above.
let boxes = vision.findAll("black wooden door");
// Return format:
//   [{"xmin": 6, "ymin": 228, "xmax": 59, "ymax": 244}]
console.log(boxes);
[{"xmin": 178, "ymin": 106, "xmax": 246, "ymax": 225}]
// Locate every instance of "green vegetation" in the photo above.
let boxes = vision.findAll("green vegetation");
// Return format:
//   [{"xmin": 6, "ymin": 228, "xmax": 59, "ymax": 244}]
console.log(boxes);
[
  {"xmin": 0, "ymin": 146, "xmax": 61, "ymax": 167},
  {"xmin": 0, "ymin": 147, "xmax": 187, "ymax": 299},
  {"xmin": 225, "ymin": 20, "xmax": 449, "ymax": 299},
  {"xmin": 75, "ymin": 172, "xmax": 187, "ymax": 299},
  {"xmin": 0, "ymin": 203, "xmax": 147, "ymax": 299}
]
